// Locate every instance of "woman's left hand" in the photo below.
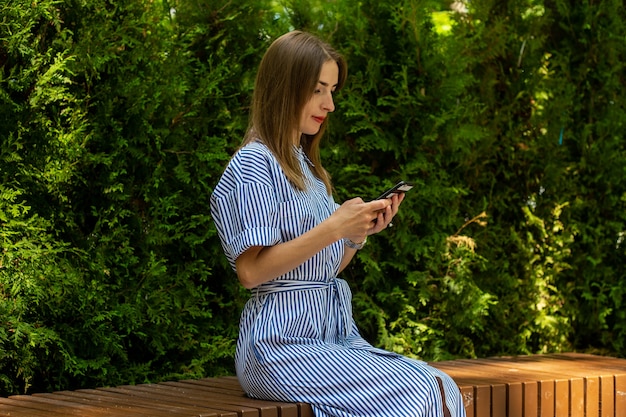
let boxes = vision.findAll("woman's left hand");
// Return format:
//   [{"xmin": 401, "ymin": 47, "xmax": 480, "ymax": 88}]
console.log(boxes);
[{"xmin": 369, "ymin": 192, "xmax": 405, "ymax": 235}]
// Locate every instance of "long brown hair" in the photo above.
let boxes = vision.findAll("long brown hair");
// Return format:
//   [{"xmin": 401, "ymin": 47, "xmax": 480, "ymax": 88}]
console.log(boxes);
[{"xmin": 242, "ymin": 31, "xmax": 347, "ymax": 193}]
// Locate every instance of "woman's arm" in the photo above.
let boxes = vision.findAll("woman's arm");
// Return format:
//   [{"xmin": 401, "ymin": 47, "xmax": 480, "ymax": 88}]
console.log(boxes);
[
  {"xmin": 236, "ymin": 194, "xmax": 405, "ymax": 288},
  {"xmin": 235, "ymin": 197, "xmax": 396, "ymax": 289}
]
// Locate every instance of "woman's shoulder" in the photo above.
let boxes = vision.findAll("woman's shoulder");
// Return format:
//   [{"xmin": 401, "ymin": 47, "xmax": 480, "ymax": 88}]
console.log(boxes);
[
  {"xmin": 217, "ymin": 141, "xmax": 280, "ymax": 188},
  {"xmin": 237, "ymin": 140, "xmax": 272, "ymax": 156},
  {"xmin": 231, "ymin": 141, "xmax": 277, "ymax": 166}
]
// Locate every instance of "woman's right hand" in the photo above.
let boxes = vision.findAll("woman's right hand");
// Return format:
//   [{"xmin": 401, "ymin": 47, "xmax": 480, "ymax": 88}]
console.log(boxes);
[{"xmin": 331, "ymin": 197, "xmax": 392, "ymax": 243}]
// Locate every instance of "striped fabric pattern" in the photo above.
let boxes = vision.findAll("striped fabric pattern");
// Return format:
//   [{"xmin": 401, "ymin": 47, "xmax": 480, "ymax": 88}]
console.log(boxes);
[{"xmin": 211, "ymin": 142, "xmax": 466, "ymax": 417}]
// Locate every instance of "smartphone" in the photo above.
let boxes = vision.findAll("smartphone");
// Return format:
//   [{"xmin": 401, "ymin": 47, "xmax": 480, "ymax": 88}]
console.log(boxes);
[{"xmin": 376, "ymin": 181, "xmax": 414, "ymax": 200}]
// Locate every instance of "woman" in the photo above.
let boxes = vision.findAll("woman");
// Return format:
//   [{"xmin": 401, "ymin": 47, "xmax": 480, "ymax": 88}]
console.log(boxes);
[{"xmin": 211, "ymin": 30, "xmax": 465, "ymax": 417}]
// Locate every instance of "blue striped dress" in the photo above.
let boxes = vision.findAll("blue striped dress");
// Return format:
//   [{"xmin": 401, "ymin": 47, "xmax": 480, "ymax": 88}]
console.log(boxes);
[{"xmin": 210, "ymin": 142, "xmax": 466, "ymax": 417}]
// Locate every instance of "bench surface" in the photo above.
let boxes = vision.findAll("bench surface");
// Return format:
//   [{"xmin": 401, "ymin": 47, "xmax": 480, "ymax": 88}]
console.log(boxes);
[{"xmin": 1, "ymin": 353, "xmax": 625, "ymax": 417}]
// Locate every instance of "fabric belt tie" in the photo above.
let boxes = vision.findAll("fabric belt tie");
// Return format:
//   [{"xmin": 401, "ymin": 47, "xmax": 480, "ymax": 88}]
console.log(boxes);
[{"xmin": 253, "ymin": 278, "xmax": 352, "ymax": 342}]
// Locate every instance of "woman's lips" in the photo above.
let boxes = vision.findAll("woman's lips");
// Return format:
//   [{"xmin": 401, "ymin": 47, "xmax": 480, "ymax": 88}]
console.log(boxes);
[{"xmin": 312, "ymin": 116, "xmax": 325, "ymax": 124}]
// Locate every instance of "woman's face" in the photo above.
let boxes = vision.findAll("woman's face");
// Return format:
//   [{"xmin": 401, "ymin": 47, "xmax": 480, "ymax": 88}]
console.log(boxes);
[{"xmin": 298, "ymin": 60, "xmax": 339, "ymax": 140}]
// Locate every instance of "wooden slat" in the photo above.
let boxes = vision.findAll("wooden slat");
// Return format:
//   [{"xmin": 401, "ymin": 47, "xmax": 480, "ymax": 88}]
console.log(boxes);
[
  {"xmin": 0, "ymin": 397, "xmax": 75, "ymax": 417},
  {"xmin": 569, "ymin": 377, "xmax": 585, "ymax": 417},
  {"xmin": 600, "ymin": 375, "xmax": 615, "ymax": 417},
  {"xmin": 508, "ymin": 381, "xmax": 524, "ymax": 417},
  {"xmin": 491, "ymin": 383, "xmax": 507, "ymax": 417},
  {"xmin": 523, "ymin": 381, "xmax": 538, "ymax": 417},
  {"xmin": 538, "ymin": 379, "xmax": 555, "ymax": 417},
  {"xmin": 554, "ymin": 379, "xmax": 569, "ymax": 417},
  {"xmin": 584, "ymin": 376, "xmax": 600, "ymax": 417},
  {"xmin": 616, "ymin": 374, "xmax": 626, "ymax": 417},
  {"xmin": 296, "ymin": 402, "xmax": 315, "ymax": 417},
  {"xmin": 474, "ymin": 384, "xmax": 491, "ymax": 417}
]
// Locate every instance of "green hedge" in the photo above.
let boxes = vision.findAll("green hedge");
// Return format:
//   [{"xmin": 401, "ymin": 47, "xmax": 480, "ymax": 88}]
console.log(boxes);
[{"xmin": 1, "ymin": 0, "xmax": 624, "ymax": 395}]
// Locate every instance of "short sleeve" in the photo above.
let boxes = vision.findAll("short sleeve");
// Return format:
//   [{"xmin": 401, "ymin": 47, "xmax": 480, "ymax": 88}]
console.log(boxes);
[{"xmin": 210, "ymin": 144, "xmax": 283, "ymax": 269}]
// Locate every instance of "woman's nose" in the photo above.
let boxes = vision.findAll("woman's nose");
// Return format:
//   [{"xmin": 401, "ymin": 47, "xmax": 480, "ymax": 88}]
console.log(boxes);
[{"xmin": 323, "ymin": 93, "xmax": 335, "ymax": 112}]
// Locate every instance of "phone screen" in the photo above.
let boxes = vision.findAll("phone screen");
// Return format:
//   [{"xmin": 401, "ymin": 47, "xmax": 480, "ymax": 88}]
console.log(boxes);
[{"xmin": 376, "ymin": 181, "xmax": 414, "ymax": 200}]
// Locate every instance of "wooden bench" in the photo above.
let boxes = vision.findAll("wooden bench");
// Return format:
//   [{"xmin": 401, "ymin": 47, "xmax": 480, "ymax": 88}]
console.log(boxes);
[
  {"xmin": 1, "ymin": 353, "xmax": 625, "ymax": 416},
  {"xmin": 435, "ymin": 353, "xmax": 626, "ymax": 417}
]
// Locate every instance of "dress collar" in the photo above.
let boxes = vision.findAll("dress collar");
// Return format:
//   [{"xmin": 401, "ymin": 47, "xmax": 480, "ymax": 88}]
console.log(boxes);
[{"xmin": 294, "ymin": 145, "xmax": 315, "ymax": 167}]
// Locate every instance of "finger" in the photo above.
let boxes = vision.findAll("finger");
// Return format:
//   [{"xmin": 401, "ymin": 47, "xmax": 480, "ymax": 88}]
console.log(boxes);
[
  {"xmin": 367, "ymin": 198, "xmax": 392, "ymax": 210},
  {"xmin": 369, "ymin": 215, "xmax": 384, "ymax": 234},
  {"xmin": 390, "ymin": 198, "xmax": 400, "ymax": 217},
  {"xmin": 376, "ymin": 209, "xmax": 391, "ymax": 233},
  {"xmin": 389, "ymin": 194, "xmax": 403, "ymax": 215},
  {"xmin": 344, "ymin": 197, "xmax": 365, "ymax": 206},
  {"xmin": 372, "ymin": 207, "xmax": 392, "ymax": 233}
]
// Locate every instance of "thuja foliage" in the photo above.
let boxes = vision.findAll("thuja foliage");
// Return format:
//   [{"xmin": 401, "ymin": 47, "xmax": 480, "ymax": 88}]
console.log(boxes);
[
  {"xmin": 0, "ymin": 0, "xmax": 284, "ymax": 395},
  {"xmin": 1, "ymin": 0, "xmax": 624, "ymax": 395},
  {"xmin": 281, "ymin": 0, "xmax": 625, "ymax": 360}
]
